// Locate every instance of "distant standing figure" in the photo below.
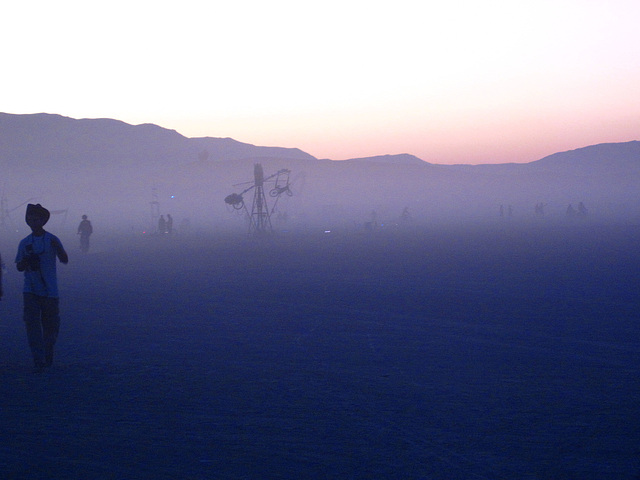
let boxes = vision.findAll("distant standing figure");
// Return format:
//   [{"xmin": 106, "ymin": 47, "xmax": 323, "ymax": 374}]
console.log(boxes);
[
  {"xmin": 365, "ymin": 210, "xmax": 378, "ymax": 231},
  {"xmin": 578, "ymin": 202, "xmax": 588, "ymax": 216},
  {"xmin": 166, "ymin": 214, "xmax": 173, "ymax": 235},
  {"xmin": 15, "ymin": 204, "xmax": 68, "ymax": 373},
  {"xmin": 400, "ymin": 207, "xmax": 412, "ymax": 222},
  {"xmin": 158, "ymin": 215, "xmax": 166, "ymax": 234},
  {"xmin": 0, "ymin": 251, "xmax": 3, "ymax": 302},
  {"xmin": 566, "ymin": 204, "xmax": 576, "ymax": 217},
  {"xmin": 77, "ymin": 214, "xmax": 93, "ymax": 253}
]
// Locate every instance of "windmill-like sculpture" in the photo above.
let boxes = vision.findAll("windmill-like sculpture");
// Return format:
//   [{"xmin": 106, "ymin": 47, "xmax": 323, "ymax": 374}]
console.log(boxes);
[{"xmin": 225, "ymin": 164, "xmax": 292, "ymax": 234}]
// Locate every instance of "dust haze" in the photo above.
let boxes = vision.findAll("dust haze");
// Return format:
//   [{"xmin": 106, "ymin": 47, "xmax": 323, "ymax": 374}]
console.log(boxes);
[
  {"xmin": 1, "ymin": 113, "xmax": 639, "ymax": 478},
  {"xmin": 1, "ymin": 114, "xmax": 639, "ymax": 242}
]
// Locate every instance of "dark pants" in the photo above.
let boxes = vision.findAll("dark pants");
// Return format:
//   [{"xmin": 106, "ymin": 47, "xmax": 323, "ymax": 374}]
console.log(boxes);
[
  {"xmin": 23, "ymin": 293, "xmax": 60, "ymax": 368},
  {"xmin": 80, "ymin": 234, "xmax": 90, "ymax": 253}
]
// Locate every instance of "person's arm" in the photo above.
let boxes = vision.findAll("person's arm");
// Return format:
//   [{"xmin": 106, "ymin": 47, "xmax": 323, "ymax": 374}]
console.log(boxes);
[
  {"xmin": 16, "ymin": 245, "xmax": 27, "ymax": 271},
  {"xmin": 51, "ymin": 237, "xmax": 69, "ymax": 264}
]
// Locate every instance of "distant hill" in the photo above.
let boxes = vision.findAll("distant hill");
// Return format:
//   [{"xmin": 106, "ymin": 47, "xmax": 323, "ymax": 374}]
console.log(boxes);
[
  {"xmin": 529, "ymin": 141, "xmax": 640, "ymax": 173},
  {"xmin": 336, "ymin": 154, "xmax": 428, "ymax": 165},
  {"xmin": 0, "ymin": 112, "xmax": 638, "ymax": 232},
  {"xmin": 0, "ymin": 112, "xmax": 316, "ymax": 171}
]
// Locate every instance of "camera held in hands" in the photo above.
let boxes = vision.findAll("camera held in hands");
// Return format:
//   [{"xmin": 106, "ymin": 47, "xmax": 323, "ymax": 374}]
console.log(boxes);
[{"xmin": 24, "ymin": 245, "xmax": 40, "ymax": 271}]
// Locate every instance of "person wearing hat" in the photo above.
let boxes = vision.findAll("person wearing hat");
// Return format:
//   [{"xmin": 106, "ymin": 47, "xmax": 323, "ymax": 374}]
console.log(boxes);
[{"xmin": 15, "ymin": 203, "xmax": 68, "ymax": 372}]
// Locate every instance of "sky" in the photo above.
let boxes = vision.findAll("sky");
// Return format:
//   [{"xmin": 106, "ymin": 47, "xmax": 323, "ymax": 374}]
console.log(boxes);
[{"xmin": 2, "ymin": 0, "xmax": 639, "ymax": 164}]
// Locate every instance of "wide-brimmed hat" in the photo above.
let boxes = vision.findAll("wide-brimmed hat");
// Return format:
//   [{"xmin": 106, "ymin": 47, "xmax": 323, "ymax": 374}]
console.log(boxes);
[{"xmin": 26, "ymin": 203, "xmax": 50, "ymax": 225}]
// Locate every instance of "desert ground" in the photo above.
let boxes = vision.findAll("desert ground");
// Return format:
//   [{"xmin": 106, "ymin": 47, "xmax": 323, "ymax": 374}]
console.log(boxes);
[{"xmin": 1, "ymin": 220, "xmax": 639, "ymax": 479}]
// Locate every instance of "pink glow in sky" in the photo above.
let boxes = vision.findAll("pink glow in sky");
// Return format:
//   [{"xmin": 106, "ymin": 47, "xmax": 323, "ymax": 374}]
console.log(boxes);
[{"xmin": 2, "ymin": 0, "xmax": 639, "ymax": 164}]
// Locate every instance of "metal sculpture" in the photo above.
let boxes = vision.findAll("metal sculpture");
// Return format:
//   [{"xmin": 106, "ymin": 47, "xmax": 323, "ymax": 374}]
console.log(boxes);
[{"xmin": 225, "ymin": 164, "xmax": 292, "ymax": 234}]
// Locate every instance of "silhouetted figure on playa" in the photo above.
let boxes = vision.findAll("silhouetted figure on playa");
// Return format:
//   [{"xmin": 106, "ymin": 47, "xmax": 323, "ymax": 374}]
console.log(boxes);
[
  {"xmin": 158, "ymin": 215, "xmax": 166, "ymax": 234},
  {"xmin": 0, "ymin": 251, "xmax": 3, "ymax": 302},
  {"xmin": 15, "ymin": 204, "xmax": 68, "ymax": 373},
  {"xmin": 77, "ymin": 214, "xmax": 93, "ymax": 253},
  {"xmin": 578, "ymin": 202, "xmax": 588, "ymax": 216},
  {"xmin": 166, "ymin": 214, "xmax": 173, "ymax": 235},
  {"xmin": 566, "ymin": 204, "xmax": 576, "ymax": 217},
  {"xmin": 400, "ymin": 207, "xmax": 412, "ymax": 222},
  {"xmin": 365, "ymin": 210, "xmax": 378, "ymax": 231}
]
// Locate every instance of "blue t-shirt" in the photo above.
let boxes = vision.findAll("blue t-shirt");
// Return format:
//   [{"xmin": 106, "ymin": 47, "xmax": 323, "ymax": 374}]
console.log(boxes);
[{"xmin": 15, "ymin": 232, "xmax": 65, "ymax": 297}]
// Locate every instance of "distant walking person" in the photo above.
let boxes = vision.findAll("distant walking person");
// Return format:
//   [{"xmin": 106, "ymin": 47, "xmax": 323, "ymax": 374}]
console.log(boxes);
[
  {"xmin": 158, "ymin": 215, "xmax": 166, "ymax": 235},
  {"xmin": 0, "ymin": 251, "xmax": 3, "ymax": 302},
  {"xmin": 577, "ymin": 202, "xmax": 588, "ymax": 216},
  {"xmin": 166, "ymin": 214, "xmax": 173, "ymax": 235},
  {"xmin": 77, "ymin": 214, "xmax": 93, "ymax": 253},
  {"xmin": 15, "ymin": 204, "xmax": 68, "ymax": 373}
]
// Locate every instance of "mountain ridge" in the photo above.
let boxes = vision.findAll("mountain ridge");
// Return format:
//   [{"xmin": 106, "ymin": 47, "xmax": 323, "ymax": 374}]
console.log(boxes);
[
  {"xmin": 1, "ymin": 112, "xmax": 638, "ymax": 231},
  {"xmin": 3, "ymin": 112, "xmax": 639, "ymax": 168},
  {"xmin": 0, "ymin": 113, "xmax": 318, "ymax": 170}
]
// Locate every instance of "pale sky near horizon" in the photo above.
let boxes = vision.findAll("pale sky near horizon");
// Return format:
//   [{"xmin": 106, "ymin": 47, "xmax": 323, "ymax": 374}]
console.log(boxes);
[{"xmin": 2, "ymin": 0, "xmax": 639, "ymax": 164}]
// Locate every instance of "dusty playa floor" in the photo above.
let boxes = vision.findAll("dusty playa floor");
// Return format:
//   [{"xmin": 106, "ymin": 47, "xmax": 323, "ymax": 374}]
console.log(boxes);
[{"xmin": 1, "ymin": 223, "xmax": 639, "ymax": 479}]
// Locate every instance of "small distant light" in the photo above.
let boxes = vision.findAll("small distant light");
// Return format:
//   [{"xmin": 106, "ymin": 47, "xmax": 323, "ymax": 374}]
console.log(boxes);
[
  {"xmin": 170, "ymin": 195, "xmax": 175, "ymax": 199},
  {"xmin": 324, "ymin": 230, "xmax": 331, "ymax": 234}
]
